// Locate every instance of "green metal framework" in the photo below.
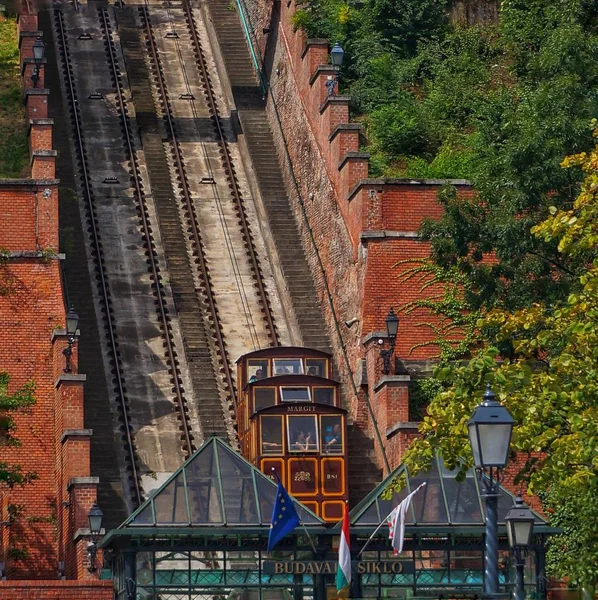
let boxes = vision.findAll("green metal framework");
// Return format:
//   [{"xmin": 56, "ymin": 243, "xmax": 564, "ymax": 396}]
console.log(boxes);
[{"xmin": 103, "ymin": 438, "xmax": 554, "ymax": 600}]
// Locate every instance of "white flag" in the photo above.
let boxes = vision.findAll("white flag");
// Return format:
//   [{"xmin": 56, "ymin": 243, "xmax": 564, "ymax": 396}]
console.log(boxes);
[{"xmin": 387, "ymin": 483, "xmax": 426, "ymax": 555}]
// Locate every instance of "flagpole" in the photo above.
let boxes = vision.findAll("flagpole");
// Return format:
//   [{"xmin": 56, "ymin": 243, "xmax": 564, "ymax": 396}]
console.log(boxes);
[
  {"xmin": 300, "ymin": 520, "xmax": 318, "ymax": 555},
  {"xmin": 357, "ymin": 482, "xmax": 426, "ymax": 558}
]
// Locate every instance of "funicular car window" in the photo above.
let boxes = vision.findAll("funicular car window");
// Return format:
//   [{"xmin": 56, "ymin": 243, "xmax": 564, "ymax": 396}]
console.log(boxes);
[
  {"xmin": 321, "ymin": 415, "xmax": 343, "ymax": 454},
  {"xmin": 248, "ymin": 359, "xmax": 269, "ymax": 382},
  {"xmin": 305, "ymin": 359, "xmax": 327, "ymax": 378},
  {"xmin": 273, "ymin": 359, "xmax": 303, "ymax": 375},
  {"xmin": 313, "ymin": 387, "xmax": 334, "ymax": 405},
  {"xmin": 280, "ymin": 387, "xmax": 311, "ymax": 402},
  {"xmin": 288, "ymin": 415, "xmax": 319, "ymax": 452},
  {"xmin": 261, "ymin": 416, "xmax": 283, "ymax": 455},
  {"xmin": 254, "ymin": 388, "xmax": 276, "ymax": 412}
]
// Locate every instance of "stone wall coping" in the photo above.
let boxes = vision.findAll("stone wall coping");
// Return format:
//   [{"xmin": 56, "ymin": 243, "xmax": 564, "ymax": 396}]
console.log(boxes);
[
  {"xmin": 338, "ymin": 151, "xmax": 370, "ymax": 172},
  {"xmin": 361, "ymin": 230, "xmax": 420, "ymax": 241},
  {"xmin": 29, "ymin": 118, "xmax": 54, "ymax": 125},
  {"xmin": 24, "ymin": 87, "xmax": 49, "ymax": 96},
  {"xmin": 348, "ymin": 177, "xmax": 472, "ymax": 201},
  {"xmin": 0, "ymin": 580, "xmax": 112, "ymax": 588},
  {"xmin": 51, "ymin": 328, "xmax": 81, "ymax": 341},
  {"xmin": 0, "ymin": 178, "xmax": 58, "ymax": 186},
  {"xmin": 301, "ymin": 38, "xmax": 328, "ymax": 59},
  {"xmin": 362, "ymin": 330, "xmax": 389, "ymax": 345},
  {"xmin": 60, "ymin": 429, "xmax": 93, "ymax": 444},
  {"xmin": 374, "ymin": 374, "xmax": 411, "ymax": 392},
  {"xmin": 387, "ymin": 422, "xmax": 420, "ymax": 438},
  {"xmin": 55, "ymin": 373, "xmax": 87, "ymax": 388},
  {"xmin": 309, "ymin": 63, "xmax": 337, "ymax": 86},
  {"xmin": 329, "ymin": 122, "xmax": 362, "ymax": 142},
  {"xmin": 19, "ymin": 29, "xmax": 42, "ymax": 37},
  {"xmin": 7, "ymin": 251, "xmax": 65, "ymax": 259},
  {"xmin": 73, "ymin": 527, "xmax": 106, "ymax": 542},
  {"xmin": 319, "ymin": 95, "xmax": 350, "ymax": 115},
  {"xmin": 31, "ymin": 149, "xmax": 57, "ymax": 157},
  {"xmin": 67, "ymin": 476, "xmax": 100, "ymax": 490}
]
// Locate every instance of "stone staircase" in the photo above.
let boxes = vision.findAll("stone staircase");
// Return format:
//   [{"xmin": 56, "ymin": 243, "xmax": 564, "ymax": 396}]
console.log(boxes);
[
  {"xmin": 347, "ymin": 425, "xmax": 384, "ymax": 507},
  {"xmin": 207, "ymin": 0, "xmax": 331, "ymax": 353}
]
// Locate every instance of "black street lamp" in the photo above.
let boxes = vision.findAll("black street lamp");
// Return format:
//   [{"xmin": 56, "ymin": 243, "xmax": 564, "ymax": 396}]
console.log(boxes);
[
  {"xmin": 380, "ymin": 307, "xmax": 399, "ymax": 375},
  {"xmin": 325, "ymin": 42, "xmax": 344, "ymax": 97},
  {"xmin": 468, "ymin": 384, "xmax": 515, "ymax": 597},
  {"xmin": 505, "ymin": 497, "xmax": 535, "ymax": 600},
  {"xmin": 87, "ymin": 502, "xmax": 104, "ymax": 573},
  {"xmin": 63, "ymin": 305, "xmax": 79, "ymax": 373},
  {"xmin": 31, "ymin": 38, "xmax": 45, "ymax": 88}
]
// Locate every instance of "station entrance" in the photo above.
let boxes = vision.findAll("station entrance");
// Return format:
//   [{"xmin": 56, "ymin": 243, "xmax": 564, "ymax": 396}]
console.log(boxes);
[{"xmin": 101, "ymin": 437, "xmax": 553, "ymax": 600}]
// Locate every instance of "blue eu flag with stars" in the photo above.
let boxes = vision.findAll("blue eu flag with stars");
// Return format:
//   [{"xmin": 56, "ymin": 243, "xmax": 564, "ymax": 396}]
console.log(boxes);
[{"xmin": 268, "ymin": 477, "xmax": 300, "ymax": 553}]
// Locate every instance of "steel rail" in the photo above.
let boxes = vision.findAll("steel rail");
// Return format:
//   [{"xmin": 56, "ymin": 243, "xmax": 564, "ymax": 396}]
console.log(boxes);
[
  {"xmin": 99, "ymin": 7, "xmax": 194, "ymax": 458},
  {"xmin": 181, "ymin": 0, "xmax": 280, "ymax": 348},
  {"xmin": 54, "ymin": 9, "xmax": 143, "ymax": 506}
]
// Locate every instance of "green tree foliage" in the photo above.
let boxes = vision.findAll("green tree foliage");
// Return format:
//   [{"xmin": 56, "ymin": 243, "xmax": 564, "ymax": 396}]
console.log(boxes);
[
  {"xmin": 397, "ymin": 136, "xmax": 598, "ymax": 585},
  {"xmin": 0, "ymin": 371, "xmax": 37, "ymax": 487}
]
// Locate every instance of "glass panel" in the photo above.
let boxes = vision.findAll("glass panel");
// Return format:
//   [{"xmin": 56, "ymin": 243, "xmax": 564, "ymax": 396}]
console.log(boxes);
[
  {"xmin": 305, "ymin": 359, "xmax": 327, "ymax": 377},
  {"xmin": 321, "ymin": 415, "xmax": 343, "ymax": 454},
  {"xmin": 280, "ymin": 387, "xmax": 311, "ymax": 402},
  {"xmin": 377, "ymin": 484, "xmax": 409, "ymax": 525},
  {"xmin": 248, "ymin": 359, "xmax": 269, "ymax": 381},
  {"xmin": 273, "ymin": 359, "xmax": 303, "ymax": 375},
  {"xmin": 255, "ymin": 474, "xmax": 277, "ymax": 525},
  {"xmin": 129, "ymin": 502, "xmax": 154, "ymax": 526},
  {"xmin": 261, "ymin": 416, "xmax": 283, "ymax": 455},
  {"xmin": 451, "ymin": 549, "xmax": 483, "ymax": 583},
  {"xmin": 287, "ymin": 415, "xmax": 319, "ymax": 452},
  {"xmin": 440, "ymin": 460, "xmax": 483, "ymax": 524},
  {"xmin": 314, "ymin": 387, "xmax": 334, "ymax": 405},
  {"xmin": 184, "ymin": 443, "xmax": 224, "ymax": 524},
  {"xmin": 254, "ymin": 388, "xmax": 276, "ymax": 412},
  {"xmin": 478, "ymin": 423, "xmax": 511, "ymax": 467},
  {"xmin": 152, "ymin": 471, "xmax": 189, "ymax": 525},
  {"xmin": 217, "ymin": 443, "xmax": 260, "ymax": 524},
  {"xmin": 354, "ymin": 502, "xmax": 380, "ymax": 526},
  {"xmin": 410, "ymin": 463, "xmax": 449, "ymax": 523}
]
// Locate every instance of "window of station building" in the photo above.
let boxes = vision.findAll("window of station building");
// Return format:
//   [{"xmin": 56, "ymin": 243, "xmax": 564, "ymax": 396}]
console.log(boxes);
[
  {"xmin": 305, "ymin": 358, "xmax": 327, "ymax": 378},
  {"xmin": 273, "ymin": 359, "xmax": 303, "ymax": 376},
  {"xmin": 280, "ymin": 387, "xmax": 311, "ymax": 403},
  {"xmin": 260, "ymin": 416, "xmax": 283, "ymax": 455},
  {"xmin": 288, "ymin": 415, "xmax": 319, "ymax": 453},
  {"xmin": 253, "ymin": 388, "xmax": 276, "ymax": 412},
  {"xmin": 321, "ymin": 415, "xmax": 343, "ymax": 454},
  {"xmin": 247, "ymin": 359, "xmax": 269, "ymax": 383},
  {"xmin": 313, "ymin": 387, "xmax": 335, "ymax": 405}
]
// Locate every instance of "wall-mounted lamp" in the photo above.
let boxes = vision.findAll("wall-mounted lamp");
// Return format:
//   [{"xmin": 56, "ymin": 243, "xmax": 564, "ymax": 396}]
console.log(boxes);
[
  {"xmin": 63, "ymin": 305, "xmax": 79, "ymax": 373},
  {"xmin": 31, "ymin": 38, "xmax": 45, "ymax": 88},
  {"xmin": 87, "ymin": 502, "xmax": 104, "ymax": 573},
  {"xmin": 325, "ymin": 42, "xmax": 344, "ymax": 97},
  {"xmin": 379, "ymin": 307, "xmax": 399, "ymax": 375}
]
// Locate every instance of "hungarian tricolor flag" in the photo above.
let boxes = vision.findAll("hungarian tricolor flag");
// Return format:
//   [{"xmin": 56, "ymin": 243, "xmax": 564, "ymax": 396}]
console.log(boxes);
[{"xmin": 336, "ymin": 502, "xmax": 351, "ymax": 593}]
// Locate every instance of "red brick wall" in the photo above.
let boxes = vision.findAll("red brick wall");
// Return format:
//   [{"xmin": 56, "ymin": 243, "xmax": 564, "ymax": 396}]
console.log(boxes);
[
  {"xmin": 0, "ymin": 580, "xmax": 112, "ymax": 599},
  {"xmin": 0, "ymin": 1, "xmax": 101, "ymax": 587}
]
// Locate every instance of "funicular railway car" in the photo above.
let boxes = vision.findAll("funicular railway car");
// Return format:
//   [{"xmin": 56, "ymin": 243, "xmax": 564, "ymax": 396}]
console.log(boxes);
[{"xmin": 236, "ymin": 348, "xmax": 348, "ymax": 522}]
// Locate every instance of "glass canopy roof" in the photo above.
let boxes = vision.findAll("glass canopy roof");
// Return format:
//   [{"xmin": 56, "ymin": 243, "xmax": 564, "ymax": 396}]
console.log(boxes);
[
  {"xmin": 350, "ymin": 455, "xmax": 548, "ymax": 527},
  {"xmin": 121, "ymin": 437, "xmax": 323, "ymax": 528}
]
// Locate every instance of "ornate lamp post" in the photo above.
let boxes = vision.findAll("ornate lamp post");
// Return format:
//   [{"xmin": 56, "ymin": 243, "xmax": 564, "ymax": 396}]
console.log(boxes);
[
  {"xmin": 325, "ymin": 43, "xmax": 344, "ymax": 97},
  {"xmin": 31, "ymin": 38, "xmax": 45, "ymax": 88},
  {"xmin": 505, "ymin": 496, "xmax": 535, "ymax": 600},
  {"xmin": 63, "ymin": 306, "xmax": 79, "ymax": 373},
  {"xmin": 87, "ymin": 502, "xmax": 104, "ymax": 573},
  {"xmin": 380, "ymin": 307, "xmax": 399, "ymax": 375},
  {"xmin": 468, "ymin": 384, "xmax": 515, "ymax": 596}
]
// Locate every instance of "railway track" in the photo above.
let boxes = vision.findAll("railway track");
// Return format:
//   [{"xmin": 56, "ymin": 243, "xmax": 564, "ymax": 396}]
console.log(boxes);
[
  {"xmin": 55, "ymin": 5, "xmax": 200, "ymax": 509},
  {"xmin": 54, "ymin": 0, "xmax": 288, "ymax": 511},
  {"xmin": 138, "ymin": 0, "xmax": 281, "ymax": 360}
]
